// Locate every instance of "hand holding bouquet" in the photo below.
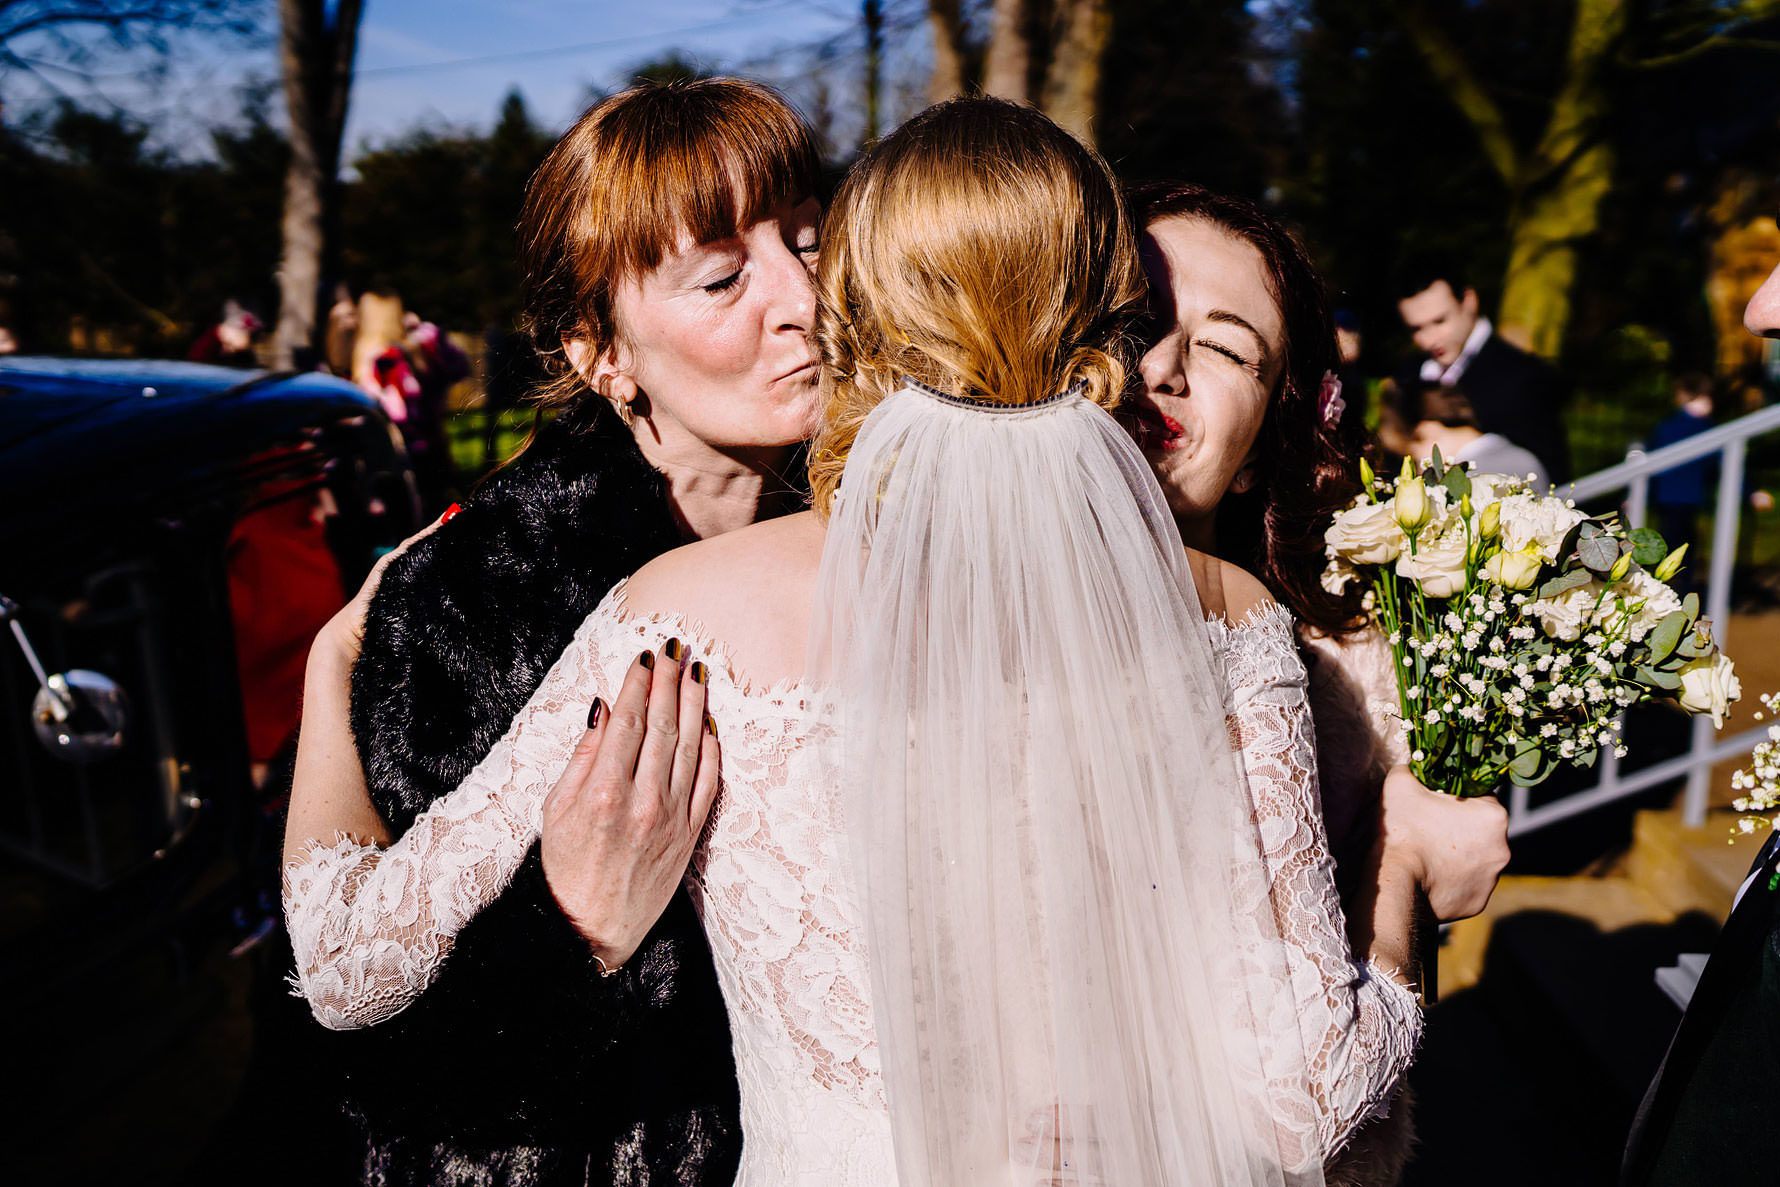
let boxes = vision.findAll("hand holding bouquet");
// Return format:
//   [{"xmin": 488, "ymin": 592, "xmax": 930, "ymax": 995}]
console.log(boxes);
[{"xmin": 1324, "ymin": 452, "xmax": 1739, "ymax": 800}]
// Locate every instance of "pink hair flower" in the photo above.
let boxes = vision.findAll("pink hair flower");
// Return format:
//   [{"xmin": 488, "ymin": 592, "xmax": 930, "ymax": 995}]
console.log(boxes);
[{"xmin": 1319, "ymin": 370, "xmax": 1346, "ymax": 427}]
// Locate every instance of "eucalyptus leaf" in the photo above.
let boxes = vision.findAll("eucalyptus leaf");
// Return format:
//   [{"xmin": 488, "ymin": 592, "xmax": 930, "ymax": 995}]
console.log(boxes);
[
  {"xmin": 1577, "ymin": 534, "xmax": 1619, "ymax": 574},
  {"xmin": 1648, "ymin": 611, "xmax": 1688, "ymax": 661},
  {"xmin": 1537, "ymin": 570, "xmax": 1594, "ymax": 599},
  {"xmin": 1509, "ymin": 748, "xmax": 1554, "ymax": 788},
  {"xmin": 1629, "ymin": 528, "xmax": 1667, "ymax": 566},
  {"xmin": 1427, "ymin": 444, "xmax": 1445, "ymax": 482},
  {"xmin": 1683, "ymin": 592, "xmax": 1700, "ymax": 620},
  {"xmin": 1558, "ymin": 521, "xmax": 1586, "ymax": 561},
  {"xmin": 1443, "ymin": 465, "xmax": 1472, "ymax": 501},
  {"xmin": 1638, "ymin": 665, "xmax": 1682, "ymax": 690}
]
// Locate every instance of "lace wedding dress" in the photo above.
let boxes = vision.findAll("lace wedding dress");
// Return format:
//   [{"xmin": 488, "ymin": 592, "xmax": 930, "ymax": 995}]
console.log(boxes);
[{"xmin": 285, "ymin": 582, "xmax": 1420, "ymax": 1183}]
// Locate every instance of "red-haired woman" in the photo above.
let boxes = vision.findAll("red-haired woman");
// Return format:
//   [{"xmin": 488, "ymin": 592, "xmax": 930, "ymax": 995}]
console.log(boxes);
[{"xmin": 282, "ymin": 78, "xmax": 822, "ymax": 1185}]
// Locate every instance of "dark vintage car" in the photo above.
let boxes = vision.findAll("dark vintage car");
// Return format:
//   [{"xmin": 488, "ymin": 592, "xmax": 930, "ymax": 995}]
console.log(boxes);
[{"xmin": 0, "ymin": 357, "xmax": 415, "ymax": 1184}]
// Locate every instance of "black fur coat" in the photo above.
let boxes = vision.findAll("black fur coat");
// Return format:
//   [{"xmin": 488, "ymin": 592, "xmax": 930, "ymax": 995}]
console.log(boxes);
[{"xmin": 336, "ymin": 399, "xmax": 743, "ymax": 1187}]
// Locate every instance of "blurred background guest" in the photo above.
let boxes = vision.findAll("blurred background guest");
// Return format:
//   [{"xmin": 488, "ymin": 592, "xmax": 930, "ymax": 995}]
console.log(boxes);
[
  {"xmin": 1334, "ymin": 306, "xmax": 1367, "ymax": 422},
  {"xmin": 399, "ymin": 310, "xmax": 469, "ymax": 511},
  {"xmin": 1395, "ymin": 258, "xmax": 1572, "ymax": 484},
  {"xmin": 1388, "ymin": 380, "xmax": 1550, "ymax": 489},
  {"xmin": 1647, "ymin": 372, "xmax": 1719, "ymax": 577},
  {"xmin": 350, "ymin": 286, "xmax": 409, "ymax": 417},
  {"xmin": 187, "ymin": 298, "xmax": 263, "ymax": 366},
  {"xmin": 323, "ymin": 281, "xmax": 357, "ymax": 376}
]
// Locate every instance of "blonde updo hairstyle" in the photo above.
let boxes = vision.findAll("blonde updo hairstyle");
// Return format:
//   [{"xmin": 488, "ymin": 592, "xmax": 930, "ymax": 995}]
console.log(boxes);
[{"xmin": 809, "ymin": 97, "xmax": 1145, "ymax": 516}]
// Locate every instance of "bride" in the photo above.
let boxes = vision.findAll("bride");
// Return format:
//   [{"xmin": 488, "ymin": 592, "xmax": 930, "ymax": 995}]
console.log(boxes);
[{"xmin": 287, "ymin": 97, "xmax": 1431, "ymax": 1183}]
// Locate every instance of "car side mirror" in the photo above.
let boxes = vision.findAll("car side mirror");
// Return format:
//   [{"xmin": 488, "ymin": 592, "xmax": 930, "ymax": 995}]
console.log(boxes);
[
  {"xmin": 5, "ymin": 593, "xmax": 129, "ymax": 763},
  {"xmin": 32, "ymin": 669, "xmax": 129, "ymax": 763}
]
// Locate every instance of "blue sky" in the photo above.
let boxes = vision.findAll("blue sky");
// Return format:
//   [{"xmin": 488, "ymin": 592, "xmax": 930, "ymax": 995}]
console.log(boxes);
[
  {"xmin": 7, "ymin": 0, "xmax": 868, "ymax": 156},
  {"xmin": 344, "ymin": 0, "xmax": 858, "ymax": 147}
]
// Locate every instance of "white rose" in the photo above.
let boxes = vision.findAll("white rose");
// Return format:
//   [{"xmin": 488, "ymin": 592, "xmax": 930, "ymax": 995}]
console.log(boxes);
[
  {"xmin": 1394, "ymin": 524, "xmax": 1470, "ymax": 599},
  {"xmin": 1603, "ymin": 569, "xmax": 1684, "ymax": 641},
  {"xmin": 1326, "ymin": 500, "xmax": 1407, "ymax": 565},
  {"xmin": 1678, "ymin": 653, "xmax": 1741, "ymax": 728},
  {"xmin": 1528, "ymin": 580, "xmax": 1604, "ymax": 642},
  {"xmin": 1497, "ymin": 493, "xmax": 1587, "ymax": 563},
  {"xmin": 1322, "ymin": 556, "xmax": 1358, "ymax": 595}
]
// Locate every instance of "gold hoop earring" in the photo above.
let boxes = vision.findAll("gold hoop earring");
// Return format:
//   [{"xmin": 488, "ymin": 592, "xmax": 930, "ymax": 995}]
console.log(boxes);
[
  {"xmin": 1231, "ymin": 470, "xmax": 1255, "ymax": 495},
  {"xmin": 614, "ymin": 397, "xmax": 635, "ymax": 429}
]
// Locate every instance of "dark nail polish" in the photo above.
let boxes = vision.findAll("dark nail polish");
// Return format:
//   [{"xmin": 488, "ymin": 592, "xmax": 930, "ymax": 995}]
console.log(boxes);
[
  {"xmin": 704, "ymin": 714, "xmax": 717, "ymax": 737},
  {"xmin": 587, "ymin": 698, "xmax": 603, "ymax": 729},
  {"xmin": 638, "ymin": 650, "xmax": 654, "ymax": 670},
  {"xmin": 663, "ymin": 637, "xmax": 684, "ymax": 662},
  {"xmin": 690, "ymin": 660, "xmax": 708, "ymax": 685}
]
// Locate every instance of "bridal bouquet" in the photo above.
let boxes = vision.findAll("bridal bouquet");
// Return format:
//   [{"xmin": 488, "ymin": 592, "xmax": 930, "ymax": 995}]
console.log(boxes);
[{"xmin": 1323, "ymin": 452, "xmax": 1740, "ymax": 800}]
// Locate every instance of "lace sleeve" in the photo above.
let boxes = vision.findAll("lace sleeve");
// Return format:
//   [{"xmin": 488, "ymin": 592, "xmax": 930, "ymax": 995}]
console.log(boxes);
[
  {"xmin": 1217, "ymin": 606, "xmax": 1423, "ymax": 1156},
  {"xmin": 282, "ymin": 598, "xmax": 621, "ymax": 1030}
]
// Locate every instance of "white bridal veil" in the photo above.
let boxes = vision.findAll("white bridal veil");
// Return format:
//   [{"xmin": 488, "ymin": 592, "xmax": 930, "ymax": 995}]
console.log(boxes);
[{"xmin": 809, "ymin": 381, "xmax": 1324, "ymax": 1186}]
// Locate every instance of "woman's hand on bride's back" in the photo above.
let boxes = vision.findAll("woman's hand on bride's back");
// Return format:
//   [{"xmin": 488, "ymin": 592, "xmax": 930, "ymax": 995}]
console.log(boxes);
[
  {"xmin": 1379, "ymin": 766, "xmax": 1510, "ymax": 923},
  {"xmin": 316, "ymin": 505, "xmax": 457, "ymax": 662},
  {"xmin": 540, "ymin": 640, "xmax": 722, "ymax": 970}
]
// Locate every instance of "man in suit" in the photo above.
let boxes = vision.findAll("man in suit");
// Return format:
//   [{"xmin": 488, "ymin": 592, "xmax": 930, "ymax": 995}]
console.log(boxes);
[
  {"xmin": 1395, "ymin": 259, "xmax": 1573, "ymax": 485},
  {"xmin": 1620, "ymin": 253, "xmax": 1780, "ymax": 1187}
]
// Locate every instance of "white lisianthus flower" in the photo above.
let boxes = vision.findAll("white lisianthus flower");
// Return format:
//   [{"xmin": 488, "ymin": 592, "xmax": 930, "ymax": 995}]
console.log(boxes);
[
  {"xmin": 1395, "ymin": 524, "xmax": 1470, "ymax": 598},
  {"xmin": 1393, "ymin": 475, "xmax": 1433, "ymax": 534},
  {"xmin": 1496, "ymin": 493, "xmax": 1588, "ymax": 563},
  {"xmin": 1326, "ymin": 500, "xmax": 1408, "ymax": 565},
  {"xmin": 1678, "ymin": 653, "xmax": 1741, "ymax": 729},
  {"xmin": 1603, "ymin": 569, "xmax": 1684, "ymax": 640},
  {"xmin": 1528, "ymin": 580, "xmax": 1604, "ymax": 641}
]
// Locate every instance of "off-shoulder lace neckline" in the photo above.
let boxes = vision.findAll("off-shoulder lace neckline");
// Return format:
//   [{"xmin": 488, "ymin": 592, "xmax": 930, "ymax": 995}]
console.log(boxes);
[
  {"xmin": 604, "ymin": 578, "xmax": 817, "ymax": 704},
  {"xmin": 603, "ymin": 578, "xmax": 1296, "ymax": 698},
  {"xmin": 1202, "ymin": 599, "xmax": 1297, "ymax": 642}
]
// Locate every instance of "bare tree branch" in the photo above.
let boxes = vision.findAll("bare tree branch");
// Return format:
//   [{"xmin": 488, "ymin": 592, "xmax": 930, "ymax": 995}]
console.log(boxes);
[{"xmin": 0, "ymin": 0, "xmax": 260, "ymax": 52}]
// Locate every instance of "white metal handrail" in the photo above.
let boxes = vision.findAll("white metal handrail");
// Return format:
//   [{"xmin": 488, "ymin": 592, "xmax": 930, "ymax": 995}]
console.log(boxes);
[{"xmin": 1507, "ymin": 401, "xmax": 1780, "ymax": 836}]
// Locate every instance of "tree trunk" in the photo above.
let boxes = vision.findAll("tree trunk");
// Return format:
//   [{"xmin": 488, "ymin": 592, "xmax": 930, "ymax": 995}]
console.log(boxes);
[
  {"xmin": 982, "ymin": 0, "xmax": 1033, "ymax": 102},
  {"xmin": 1405, "ymin": 0, "xmax": 1624, "ymax": 360},
  {"xmin": 1042, "ymin": 0, "xmax": 1111, "ymax": 144},
  {"xmin": 1494, "ymin": 0, "xmax": 1624, "ymax": 359},
  {"xmin": 273, "ymin": 0, "xmax": 362, "ymax": 369},
  {"xmin": 1497, "ymin": 138, "xmax": 1614, "ymax": 359},
  {"xmin": 925, "ymin": 0, "xmax": 967, "ymax": 103},
  {"xmin": 863, "ymin": 0, "xmax": 884, "ymax": 141}
]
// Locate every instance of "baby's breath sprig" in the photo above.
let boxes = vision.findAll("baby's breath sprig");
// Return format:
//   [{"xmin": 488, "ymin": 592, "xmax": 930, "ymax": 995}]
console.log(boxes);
[{"xmin": 1730, "ymin": 692, "xmax": 1780, "ymax": 838}]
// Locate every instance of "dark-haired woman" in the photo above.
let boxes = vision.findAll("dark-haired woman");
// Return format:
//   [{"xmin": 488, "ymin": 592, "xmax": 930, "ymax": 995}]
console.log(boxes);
[
  {"xmin": 1128, "ymin": 183, "xmax": 1513, "ymax": 1185},
  {"xmin": 281, "ymin": 77, "xmax": 822, "ymax": 1187}
]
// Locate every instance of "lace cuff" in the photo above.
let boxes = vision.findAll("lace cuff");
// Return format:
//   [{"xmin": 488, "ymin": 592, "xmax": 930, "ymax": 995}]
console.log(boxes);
[{"xmin": 283, "ymin": 616, "xmax": 601, "ymax": 1029}]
